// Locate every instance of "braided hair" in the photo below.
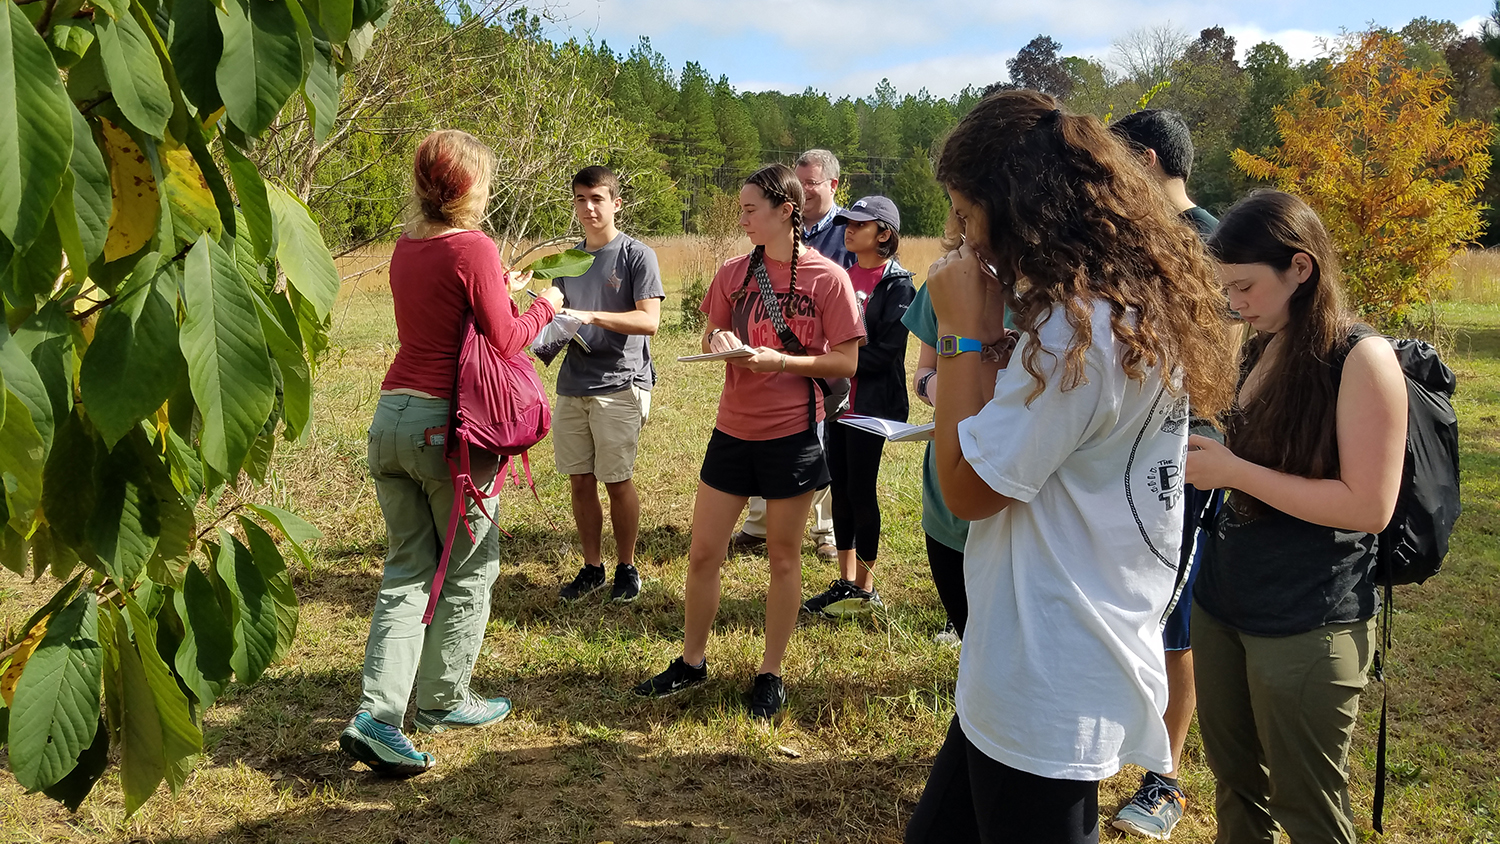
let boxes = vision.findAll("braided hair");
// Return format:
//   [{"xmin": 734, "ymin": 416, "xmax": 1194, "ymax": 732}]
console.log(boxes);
[{"xmin": 734, "ymin": 164, "xmax": 806, "ymax": 305}]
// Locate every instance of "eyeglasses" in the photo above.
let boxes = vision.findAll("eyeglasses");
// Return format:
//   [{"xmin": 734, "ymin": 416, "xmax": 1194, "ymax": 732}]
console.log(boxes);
[{"xmin": 799, "ymin": 179, "xmax": 830, "ymax": 190}]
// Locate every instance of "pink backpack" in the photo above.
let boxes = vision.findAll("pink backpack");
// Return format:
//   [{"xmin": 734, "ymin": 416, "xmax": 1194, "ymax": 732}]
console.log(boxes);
[{"xmin": 423, "ymin": 309, "xmax": 551, "ymax": 624}]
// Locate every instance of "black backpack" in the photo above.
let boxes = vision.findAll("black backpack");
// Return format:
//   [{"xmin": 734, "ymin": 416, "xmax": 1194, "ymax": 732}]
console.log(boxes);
[{"xmin": 1337, "ymin": 326, "xmax": 1462, "ymax": 832}]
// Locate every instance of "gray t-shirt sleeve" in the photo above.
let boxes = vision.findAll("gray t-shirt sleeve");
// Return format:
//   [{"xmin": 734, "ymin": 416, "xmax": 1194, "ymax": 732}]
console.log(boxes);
[{"xmin": 629, "ymin": 242, "xmax": 666, "ymax": 302}]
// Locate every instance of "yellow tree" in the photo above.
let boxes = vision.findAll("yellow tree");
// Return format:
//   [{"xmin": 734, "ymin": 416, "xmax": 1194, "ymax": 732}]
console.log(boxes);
[{"xmin": 1234, "ymin": 31, "xmax": 1491, "ymax": 328}]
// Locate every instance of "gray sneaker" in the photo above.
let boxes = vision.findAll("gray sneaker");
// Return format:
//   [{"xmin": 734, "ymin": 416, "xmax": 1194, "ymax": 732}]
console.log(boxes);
[{"xmin": 1112, "ymin": 773, "xmax": 1186, "ymax": 840}]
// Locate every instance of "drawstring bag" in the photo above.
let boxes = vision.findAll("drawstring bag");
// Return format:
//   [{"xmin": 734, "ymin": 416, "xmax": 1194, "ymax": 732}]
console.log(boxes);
[{"xmin": 423, "ymin": 309, "xmax": 551, "ymax": 625}]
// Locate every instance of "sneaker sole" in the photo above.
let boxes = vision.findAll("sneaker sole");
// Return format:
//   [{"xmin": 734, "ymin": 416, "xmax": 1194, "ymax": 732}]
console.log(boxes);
[
  {"xmin": 339, "ymin": 730, "xmax": 432, "ymax": 777},
  {"xmin": 1110, "ymin": 817, "xmax": 1172, "ymax": 840},
  {"xmin": 611, "ymin": 588, "xmax": 641, "ymax": 603},
  {"xmin": 817, "ymin": 598, "xmax": 876, "ymax": 618},
  {"xmin": 413, "ymin": 707, "xmax": 511, "ymax": 734}
]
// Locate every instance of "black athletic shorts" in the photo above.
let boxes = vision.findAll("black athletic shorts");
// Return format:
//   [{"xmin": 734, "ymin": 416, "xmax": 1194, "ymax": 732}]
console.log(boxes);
[{"xmin": 699, "ymin": 427, "xmax": 830, "ymax": 500}]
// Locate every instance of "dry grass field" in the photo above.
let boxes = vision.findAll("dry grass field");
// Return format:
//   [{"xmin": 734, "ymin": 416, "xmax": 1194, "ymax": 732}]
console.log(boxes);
[{"xmin": 1, "ymin": 242, "xmax": 1498, "ymax": 843}]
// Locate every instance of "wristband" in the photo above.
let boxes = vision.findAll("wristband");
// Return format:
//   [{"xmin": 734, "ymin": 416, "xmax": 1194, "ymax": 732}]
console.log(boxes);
[
  {"xmin": 936, "ymin": 335, "xmax": 983, "ymax": 357},
  {"xmin": 916, "ymin": 371, "xmax": 936, "ymax": 400}
]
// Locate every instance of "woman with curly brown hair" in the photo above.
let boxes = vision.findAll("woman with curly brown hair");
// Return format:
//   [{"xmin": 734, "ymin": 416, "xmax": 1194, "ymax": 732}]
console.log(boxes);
[{"xmin": 907, "ymin": 90, "xmax": 1237, "ymax": 842}]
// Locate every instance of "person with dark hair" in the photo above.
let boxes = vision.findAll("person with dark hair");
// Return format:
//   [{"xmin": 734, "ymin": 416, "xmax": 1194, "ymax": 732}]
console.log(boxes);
[
  {"xmin": 341, "ymin": 130, "xmax": 564, "ymax": 776},
  {"xmin": 1108, "ymin": 107, "xmax": 1220, "ymax": 840},
  {"xmin": 553, "ymin": 165, "xmax": 665, "ymax": 605},
  {"xmin": 1110, "ymin": 109, "xmax": 1217, "ymax": 236},
  {"xmin": 634, "ymin": 164, "xmax": 863, "ymax": 719},
  {"xmin": 802, "ymin": 196, "xmax": 915, "ymax": 618},
  {"xmin": 905, "ymin": 91, "xmax": 1237, "ymax": 843},
  {"xmin": 1187, "ymin": 189, "xmax": 1407, "ymax": 844},
  {"xmin": 729, "ymin": 148, "xmax": 853, "ymax": 561}
]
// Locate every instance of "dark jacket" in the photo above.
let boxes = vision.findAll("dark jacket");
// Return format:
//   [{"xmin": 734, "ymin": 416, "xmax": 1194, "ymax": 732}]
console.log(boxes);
[{"xmin": 852, "ymin": 259, "xmax": 916, "ymax": 421}]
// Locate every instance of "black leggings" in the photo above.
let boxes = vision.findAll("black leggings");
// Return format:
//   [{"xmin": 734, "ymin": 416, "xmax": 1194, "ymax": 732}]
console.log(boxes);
[
  {"xmin": 827, "ymin": 422, "xmax": 886, "ymax": 561},
  {"xmin": 925, "ymin": 534, "xmax": 967, "ymax": 638},
  {"xmin": 906, "ymin": 716, "xmax": 1100, "ymax": 844}
]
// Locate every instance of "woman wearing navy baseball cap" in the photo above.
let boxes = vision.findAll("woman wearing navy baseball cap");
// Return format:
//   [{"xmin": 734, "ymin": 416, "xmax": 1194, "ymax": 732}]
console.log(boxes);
[{"xmin": 801, "ymin": 196, "xmax": 917, "ymax": 619}]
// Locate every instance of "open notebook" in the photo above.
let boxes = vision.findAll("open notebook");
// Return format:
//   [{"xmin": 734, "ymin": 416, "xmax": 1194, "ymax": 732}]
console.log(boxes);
[{"xmin": 837, "ymin": 414, "xmax": 936, "ymax": 443}]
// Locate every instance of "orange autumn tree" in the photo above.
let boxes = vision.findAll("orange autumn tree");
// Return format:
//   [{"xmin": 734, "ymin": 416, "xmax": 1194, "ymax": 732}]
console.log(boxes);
[{"xmin": 1234, "ymin": 31, "xmax": 1492, "ymax": 329}]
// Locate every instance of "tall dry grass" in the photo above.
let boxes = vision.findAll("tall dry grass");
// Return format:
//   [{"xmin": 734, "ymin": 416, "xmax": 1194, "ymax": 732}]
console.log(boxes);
[{"xmin": 1446, "ymin": 249, "xmax": 1500, "ymax": 305}]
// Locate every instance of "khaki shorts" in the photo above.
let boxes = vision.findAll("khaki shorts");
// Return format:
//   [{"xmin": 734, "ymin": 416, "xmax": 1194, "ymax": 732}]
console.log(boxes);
[{"xmin": 552, "ymin": 386, "xmax": 651, "ymax": 483}]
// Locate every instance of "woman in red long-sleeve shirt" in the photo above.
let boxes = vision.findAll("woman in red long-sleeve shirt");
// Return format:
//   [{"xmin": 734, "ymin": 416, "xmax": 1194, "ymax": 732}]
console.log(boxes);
[{"xmin": 340, "ymin": 130, "xmax": 564, "ymax": 776}]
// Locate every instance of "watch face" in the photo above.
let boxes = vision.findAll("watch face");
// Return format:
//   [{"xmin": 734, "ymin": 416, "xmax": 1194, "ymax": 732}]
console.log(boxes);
[{"xmin": 937, "ymin": 335, "xmax": 958, "ymax": 356}]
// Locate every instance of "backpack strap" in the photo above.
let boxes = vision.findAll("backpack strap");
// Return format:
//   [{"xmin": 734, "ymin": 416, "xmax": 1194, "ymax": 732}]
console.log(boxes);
[
  {"xmin": 750, "ymin": 257, "xmax": 818, "ymax": 429},
  {"xmin": 422, "ymin": 439, "xmax": 505, "ymax": 625}
]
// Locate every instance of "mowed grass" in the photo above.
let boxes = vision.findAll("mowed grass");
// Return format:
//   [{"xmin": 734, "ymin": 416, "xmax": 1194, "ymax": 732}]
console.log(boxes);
[{"xmin": 2, "ymin": 283, "xmax": 1498, "ymax": 843}]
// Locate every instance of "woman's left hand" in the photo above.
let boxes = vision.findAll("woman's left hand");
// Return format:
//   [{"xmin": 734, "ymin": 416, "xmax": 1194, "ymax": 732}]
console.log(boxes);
[
  {"xmin": 507, "ymin": 269, "xmax": 534, "ymax": 293},
  {"xmin": 730, "ymin": 346, "xmax": 788, "ymax": 373},
  {"xmin": 927, "ymin": 244, "xmax": 1006, "ymax": 342},
  {"xmin": 1185, "ymin": 434, "xmax": 1242, "ymax": 490}
]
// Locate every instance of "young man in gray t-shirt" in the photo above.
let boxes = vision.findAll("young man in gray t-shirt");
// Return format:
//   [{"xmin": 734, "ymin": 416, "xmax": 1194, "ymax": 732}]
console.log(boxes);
[{"xmin": 553, "ymin": 166, "xmax": 665, "ymax": 604}]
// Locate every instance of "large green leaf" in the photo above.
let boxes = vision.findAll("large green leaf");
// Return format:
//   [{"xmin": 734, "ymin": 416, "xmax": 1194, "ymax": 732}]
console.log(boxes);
[
  {"xmin": 239, "ymin": 517, "xmax": 297, "ymax": 664},
  {"xmin": 253, "ymin": 285, "xmax": 310, "ymax": 440},
  {"xmin": 0, "ymin": 333, "xmax": 54, "ymax": 454},
  {"xmin": 182, "ymin": 120, "xmax": 236, "ymax": 241},
  {"xmin": 87, "ymin": 433, "xmax": 161, "ymax": 590},
  {"xmin": 302, "ymin": 37, "xmax": 338, "ymax": 144},
  {"xmin": 125, "ymin": 596, "xmax": 202, "ymax": 793},
  {"xmin": 313, "ymin": 0, "xmax": 352, "ymax": 46},
  {"xmin": 40, "ymin": 408, "xmax": 96, "ymax": 551},
  {"xmin": 245, "ymin": 502, "xmax": 320, "ymax": 571},
  {"xmin": 223, "ymin": 142, "xmax": 273, "ymax": 262},
  {"xmin": 267, "ymin": 187, "xmax": 338, "ymax": 320},
  {"xmin": 173, "ymin": 562, "xmax": 232, "ymax": 708},
  {"xmin": 0, "ymin": 2, "xmax": 73, "ymax": 253},
  {"xmin": 167, "ymin": 0, "xmax": 223, "ymax": 116},
  {"xmin": 108, "ymin": 601, "xmax": 167, "ymax": 815},
  {"xmin": 67, "ymin": 109, "xmax": 111, "ymax": 266},
  {"xmin": 0, "ymin": 389, "xmax": 45, "ymax": 537},
  {"xmin": 81, "ymin": 265, "xmax": 186, "ymax": 446},
  {"xmin": 41, "ymin": 717, "xmax": 108, "ymax": 811},
  {"xmin": 7, "ymin": 208, "xmax": 64, "ymax": 305},
  {"xmin": 215, "ymin": 530, "xmax": 277, "ymax": 684},
  {"xmin": 524, "ymin": 249, "xmax": 596, "ymax": 280},
  {"xmin": 180, "ymin": 233, "xmax": 275, "ymax": 476},
  {"xmin": 11, "ymin": 301, "xmax": 76, "ymax": 424},
  {"xmin": 95, "ymin": 1, "xmax": 173, "ymax": 140},
  {"xmin": 216, "ymin": 0, "xmax": 303, "ymax": 137},
  {"xmin": 143, "ymin": 449, "xmax": 194, "ymax": 589},
  {"xmin": 8, "ymin": 591, "xmax": 102, "ymax": 792}
]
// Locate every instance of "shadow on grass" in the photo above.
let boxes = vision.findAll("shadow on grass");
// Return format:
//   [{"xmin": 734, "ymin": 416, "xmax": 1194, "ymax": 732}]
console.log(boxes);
[
  {"xmin": 173, "ymin": 735, "xmax": 924, "ymax": 843},
  {"xmin": 1454, "ymin": 324, "xmax": 1500, "ymax": 360}
]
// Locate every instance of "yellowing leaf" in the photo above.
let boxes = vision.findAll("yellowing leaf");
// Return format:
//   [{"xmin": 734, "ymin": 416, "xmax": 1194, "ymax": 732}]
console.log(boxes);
[
  {"xmin": 162, "ymin": 143, "xmax": 221, "ymax": 242},
  {"xmin": 1, "ymin": 616, "xmax": 49, "ymax": 707},
  {"xmin": 101, "ymin": 118, "xmax": 159, "ymax": 262}
]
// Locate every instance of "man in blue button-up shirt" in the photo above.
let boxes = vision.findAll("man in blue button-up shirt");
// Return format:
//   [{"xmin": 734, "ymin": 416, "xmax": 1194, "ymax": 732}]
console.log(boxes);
[{"xmin": 794, "ymin": 149, "xmax": 856, "ymax": 270}]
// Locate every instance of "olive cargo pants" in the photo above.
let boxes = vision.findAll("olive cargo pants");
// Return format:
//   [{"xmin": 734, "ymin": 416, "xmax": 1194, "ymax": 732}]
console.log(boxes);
[{"xmin": 358, "ymin": 395, "xmax": 500, "ymax": 726}]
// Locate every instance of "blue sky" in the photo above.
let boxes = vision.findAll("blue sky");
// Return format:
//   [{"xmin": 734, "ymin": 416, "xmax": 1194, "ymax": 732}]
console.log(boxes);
[{"xmin": 541, "ymin": 0, "xmax": 1493, "ymax": 98}]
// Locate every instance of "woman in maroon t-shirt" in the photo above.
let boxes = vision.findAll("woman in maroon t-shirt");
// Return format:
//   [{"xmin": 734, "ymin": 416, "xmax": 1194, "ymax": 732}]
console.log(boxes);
[
  {"xmin": 633, "ymin": 164, "xmax": 863, "ymax": 719},
  {"xmin": 340, "ymin": 130, "xmax": 562, "ymax": 776}
]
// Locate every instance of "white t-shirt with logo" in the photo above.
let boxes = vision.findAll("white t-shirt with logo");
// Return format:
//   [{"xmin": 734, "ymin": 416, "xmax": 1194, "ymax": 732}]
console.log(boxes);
[{"xmin": 955, "ymin": 298, "xmax": 1184, "ymax": 781}]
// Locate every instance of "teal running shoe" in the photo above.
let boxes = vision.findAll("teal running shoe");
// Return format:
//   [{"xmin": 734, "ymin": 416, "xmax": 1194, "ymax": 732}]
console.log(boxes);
[
  {"xmin": 414, "ymin": 695, "xmax": 513, "ymax": 733},
  {"xmin": 339, "ymin": 712, "xmax": 434, "ymax": 777}
]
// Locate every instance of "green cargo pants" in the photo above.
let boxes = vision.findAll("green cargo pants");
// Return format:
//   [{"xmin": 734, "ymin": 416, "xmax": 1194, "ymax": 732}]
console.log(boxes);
[
  {"xmin": 1192, "ymin": 602, "xmax": 1376, "ymax": 844},
  {"xmin": 358, "ymin": 395, "xmax": 500, "ymax": 727}
]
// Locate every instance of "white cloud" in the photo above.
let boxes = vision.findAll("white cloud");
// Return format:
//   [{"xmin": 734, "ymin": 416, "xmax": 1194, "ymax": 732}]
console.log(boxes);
[
  {"xmin": 825, "ymin": 52, "xmax": 1017, "ymax": 99},
  {"xmin": 1222, "ymin": 25, "xmax": 1338, "ymax": 63}
]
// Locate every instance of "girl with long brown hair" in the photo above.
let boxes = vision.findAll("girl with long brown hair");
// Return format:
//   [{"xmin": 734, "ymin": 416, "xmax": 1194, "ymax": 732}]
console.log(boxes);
[
  {"xmin": 633, "ymin": 164, "xmax": 862, "ymax": 719},
  {"xmin": 909, "ymin": 90, "xmax": 1236, "ymax": 842},
  {"xmin": 1187, "ymin": 190, "xmax": 1407, "ymax": 844}
]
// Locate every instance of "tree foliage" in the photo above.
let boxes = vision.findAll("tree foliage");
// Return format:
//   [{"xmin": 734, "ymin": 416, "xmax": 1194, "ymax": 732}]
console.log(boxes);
[
  {"xmin": 1, "ymin": 0, "xmax": 385, "ymax": 813},
  {"xmin": 1234, "ymin": 32, "xmax": 1492, "ymax": 328}
]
